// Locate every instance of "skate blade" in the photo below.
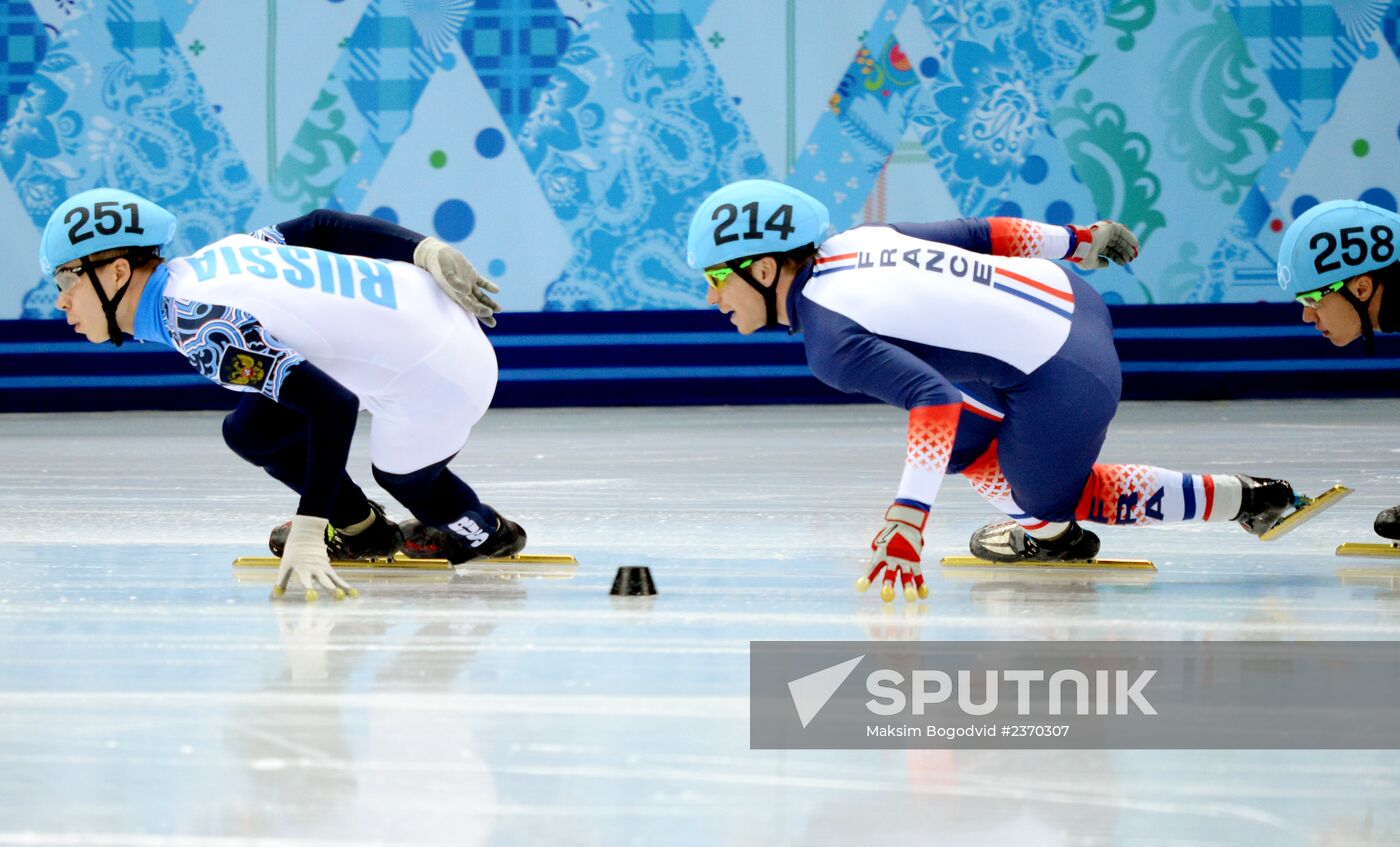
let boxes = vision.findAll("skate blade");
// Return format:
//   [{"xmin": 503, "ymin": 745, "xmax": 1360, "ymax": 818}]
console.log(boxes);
[
  {"xmin": 235, "ymin": 571, "xmax": 450, "ymax": 586},
  {"xmin": 1257, "ymin": 485, "xmax": 1352, "ymax": 541},
  {"xmin": 941, "ymin": 556, "xmax": 1155, "ymax": 571},
  {"xmin": 1335, "ymin": 542, "xmax": 1400, "ymax": 558},
  {"xmin": 232, "ymin": 553, "xmax": 577, "ymax": 570}
]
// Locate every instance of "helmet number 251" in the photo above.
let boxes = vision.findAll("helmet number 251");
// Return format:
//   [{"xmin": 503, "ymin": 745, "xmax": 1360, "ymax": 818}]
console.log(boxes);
[
  {"xmin": 65, "ymin": 201, "xmax": 146, "ymax": 246},
  {"xmin": 712, "ymin": 202, "xmax": 796, "ymax": 246},
  {"xmin": 1310, "ymin": 225, "xmax": 1393, "ymax": 275}
]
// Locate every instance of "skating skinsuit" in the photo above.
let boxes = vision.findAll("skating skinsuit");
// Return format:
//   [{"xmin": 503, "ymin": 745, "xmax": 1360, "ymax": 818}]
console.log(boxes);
[
  {"xmin": 790, "ymin": 218, "xmax": 1122, "ymax": 521},
  {"xmin": 131, "ymin": 213, "xmax": 496, "ymax": 475}
]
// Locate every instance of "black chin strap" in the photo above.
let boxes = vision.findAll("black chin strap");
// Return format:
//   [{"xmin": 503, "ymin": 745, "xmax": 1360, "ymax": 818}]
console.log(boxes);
[
  {"xmin": 80, "ymin": 254, "xmax": 131, "ymax": 347},
  {"xmin": 729, "ymin": 256, "xmax": 780, "ymax": 329},
  {"xmin": 1337, "ymin": 285, "xmax": 1376, "ymax": 355}
]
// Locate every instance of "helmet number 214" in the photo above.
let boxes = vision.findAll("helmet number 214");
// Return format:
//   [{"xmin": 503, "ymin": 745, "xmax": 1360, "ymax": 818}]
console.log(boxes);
[{"xmin": 712, "ymin": 202, "xmax": 796, "ymax": 246}]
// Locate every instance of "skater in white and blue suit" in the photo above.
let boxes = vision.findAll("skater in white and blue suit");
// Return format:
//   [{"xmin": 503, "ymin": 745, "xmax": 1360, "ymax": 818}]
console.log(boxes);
[{"xmin": 42, "ymin": 188, "xmax": 522, "ymax": 599}]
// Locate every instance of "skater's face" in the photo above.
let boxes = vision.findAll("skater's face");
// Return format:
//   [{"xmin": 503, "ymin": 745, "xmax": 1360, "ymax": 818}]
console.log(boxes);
[
  {"xmin": 705, "ymin": 255, "xmax": 781, "ymax": 335},
  {"xmin": 1299, "ymin": 274, "xmax": 1373, "ymax": 347},
  {"xmin": 54, "ymin": 256, "xmax": 128, "ymax": 343}
]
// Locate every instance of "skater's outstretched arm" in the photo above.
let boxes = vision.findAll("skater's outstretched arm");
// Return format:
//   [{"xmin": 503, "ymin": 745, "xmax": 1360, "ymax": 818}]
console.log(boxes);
[
  {"xmin": 803, "ymin": 300, "xmax": 962, "ymax": 602},
  {"xmin": 263, "ymin": 362, "xmax": 362, "ymax": 601},
  {"xmin": 164, "ymin": 296, "xmax": 362, "ymax": 599},
  {"xmin": 884, "ymin": 217, "xmax": 1138, "ymax": 268}
]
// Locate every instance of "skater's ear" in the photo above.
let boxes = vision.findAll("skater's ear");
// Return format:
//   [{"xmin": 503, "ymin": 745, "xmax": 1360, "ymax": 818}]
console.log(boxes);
[
  {"xmin": 1351, "ymin": 273, "xmax": 1375, "ymax": 301},
  {"xmin": 752, "ymin": 256, "xmax": 780, "ymax": 287}
]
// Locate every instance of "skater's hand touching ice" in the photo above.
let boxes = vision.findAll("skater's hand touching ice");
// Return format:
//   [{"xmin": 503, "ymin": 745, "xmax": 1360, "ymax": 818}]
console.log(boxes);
[
  {"xmin": 859, "ymin": 502, "xmax": 930, "ymax": 603},
  {"xmin": 274, "ymin": 515, "xmax": 358, "ymax": 601},
  {"xmin": 1069, "ymin": 220, "xmax": 1139, "ymax": 269}
]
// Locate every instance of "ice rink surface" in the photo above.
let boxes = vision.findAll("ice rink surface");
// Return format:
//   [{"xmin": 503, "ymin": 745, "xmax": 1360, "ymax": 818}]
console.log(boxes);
[{"xmin": 3, "ymin": 400, "xmax": 1400, "ymax": 846}]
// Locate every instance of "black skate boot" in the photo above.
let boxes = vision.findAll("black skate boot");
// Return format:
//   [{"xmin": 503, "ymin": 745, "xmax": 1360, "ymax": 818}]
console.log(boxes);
[
  {"xmin": 969, "ymin": 520, "xmax": 1101, "ymax": 563},
  {"xmin": 399, "ymin": 509, "xmax": 527, "ymax": 564},
  {"xmin": 268, "ymin": 500, "xmax": 402, "ymax": 560},
  {"xmin": 1233, "ymin": 475, "xmax": 1296, "ymax": 536},
  {"xmin": 1374, "ymin": 506, "xmax": 1400, "ymax": 540}
]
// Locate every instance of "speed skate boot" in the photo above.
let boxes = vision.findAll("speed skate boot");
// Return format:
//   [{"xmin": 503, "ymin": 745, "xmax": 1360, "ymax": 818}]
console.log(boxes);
[
  {"xmin": 1233, "ymin": 475, "xmax": 1295, "ymax": 536},
  {"xmin": 969, "ymin": 520, "xmax": 1101, "ymax": 563},
  {"xmin": 268, "ymin": 500, "xmax": 402, "ymax": 560},
  {"xmin": 398, "ymin": 508, "xmax": 527, "ymax": 564},
  {"xmin": 1374, "ymin": 506, "xmax": 1400, "ymax": 540}
]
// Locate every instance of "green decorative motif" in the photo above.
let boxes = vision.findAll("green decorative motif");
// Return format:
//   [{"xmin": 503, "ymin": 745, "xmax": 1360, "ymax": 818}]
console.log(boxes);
[
  {"xmin": 1156, "ymin": 241, "xmax": 1208, "ymax": 303},
  {"xmin": 269, "ymin": 88, "xmax": 357, "ymax": 213},
  {"xmin": 1158, "ymin": 7, "xmax": 1278, "ymax": 205},
  {"xmin": 1105, "ymin": 0, "xmax": 1155, "ymax": 51},
  {"xmin": 1052, "ymin": 88, "xmax": 1167, "ymax": 243}
]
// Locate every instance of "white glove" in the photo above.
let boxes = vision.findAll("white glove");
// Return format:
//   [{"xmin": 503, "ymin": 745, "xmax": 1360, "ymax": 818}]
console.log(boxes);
[
  {"xmin": 1068, "ymin": 220, "xmax": 1139, "ymax": 269},
  {"xmin": 414, "ymin": 236, "xmax": 503, "ymax": 327},
  {"xmin": 273, "ymin": 515, "xmax": 358, "ymax": 601},
  {"xmin": 858, "ymin": 502, "xmax": 930, "ymax": 603}
]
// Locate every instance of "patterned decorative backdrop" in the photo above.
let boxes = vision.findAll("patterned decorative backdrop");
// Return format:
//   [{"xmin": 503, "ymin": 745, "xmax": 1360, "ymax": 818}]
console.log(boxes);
[{"xmin": 1, "ymin": 0, "xmax": 1397, "ymax": 319}]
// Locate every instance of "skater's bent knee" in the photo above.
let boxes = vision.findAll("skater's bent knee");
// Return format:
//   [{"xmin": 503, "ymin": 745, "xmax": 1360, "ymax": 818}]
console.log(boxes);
[{"xmin": 222, "ymin": 412, "xmax": 258, "ymax": 458}]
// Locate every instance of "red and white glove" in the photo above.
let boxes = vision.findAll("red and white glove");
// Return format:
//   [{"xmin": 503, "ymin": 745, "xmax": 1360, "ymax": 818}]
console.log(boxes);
[
  {"xmin": 1068, "ymin": 220, "xmax": 1139, "ymax": 269},
  {"xmin": 858, "ymin": 502, "xmax": 930, "ymax": 603}
]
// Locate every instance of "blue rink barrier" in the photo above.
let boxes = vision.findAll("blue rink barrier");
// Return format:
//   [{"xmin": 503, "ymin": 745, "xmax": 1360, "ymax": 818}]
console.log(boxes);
[{"xmin": 1, "ymin": 304, "xmax": 1396, "ymax": 412}]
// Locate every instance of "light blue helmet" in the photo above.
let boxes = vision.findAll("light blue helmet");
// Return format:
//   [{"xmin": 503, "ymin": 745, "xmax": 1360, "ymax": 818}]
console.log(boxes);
[
  {"xmin": 40, "ymin": 187, "xmax": 178, "ymax": 275},
  {"xmin": 1276, "ymin": 199, "xmax": 1399, "ymax": 293},
  {"xmin": 686, "ymin": 179, "xmax": 830, "ymax": 270}
]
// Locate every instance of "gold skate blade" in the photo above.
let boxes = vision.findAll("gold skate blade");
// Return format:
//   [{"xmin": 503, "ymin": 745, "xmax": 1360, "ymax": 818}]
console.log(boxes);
[
  {"xmin": 940, "ymin": 556, "xmax": 1156, "ymax": 571},
  {"xmin": 1335, "ymin": 542, "xmax": 1400, "ymax": 558},
  {"xmin": 232, "ymin": 553, "xmax": 577, "ymax": 570},
  {"xmin": 1257, "ymin": 485, "xmax": 1352, "ymax": 541},
  {"xmin": 234, "ymin": 570, "xmax": 451, "ymax": 586}
]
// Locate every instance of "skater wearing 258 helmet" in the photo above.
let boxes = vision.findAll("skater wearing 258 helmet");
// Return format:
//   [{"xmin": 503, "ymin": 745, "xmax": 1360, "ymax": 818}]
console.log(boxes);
[
  {"xmin": 1278, "ymin": 199, "xmax": 1400, "ymax": 539},
  {"xmin": 688, "ymin": 179, "xmax": 1310, "ymax": 602},
  {"xmin": 42, "ymin": 188, "xmax": 523, "ymax": 600}
]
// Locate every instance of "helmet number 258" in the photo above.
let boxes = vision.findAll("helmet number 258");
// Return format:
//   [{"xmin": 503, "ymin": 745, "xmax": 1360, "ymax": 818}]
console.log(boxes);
[
  {"xmin": 1310, "ymin": 225, "xmax": 1393, "ymax": 275},
  {"xmin": 712, "ymin": 202, "xmax": 796, "ymax": 246},
  {"xmin": 65, "ymin": 201, "xmax": 146, "ymax": 246}
]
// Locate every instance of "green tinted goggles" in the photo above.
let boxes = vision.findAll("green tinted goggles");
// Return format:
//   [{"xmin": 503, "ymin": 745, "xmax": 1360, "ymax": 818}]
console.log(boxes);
[
  {"xmin": 1294, "ymin": 280, "xmax": 1346, "ymax": 307},
  {"xmin": 703, "ymin": 258, "xmax": 754, "ymax": 290}
]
